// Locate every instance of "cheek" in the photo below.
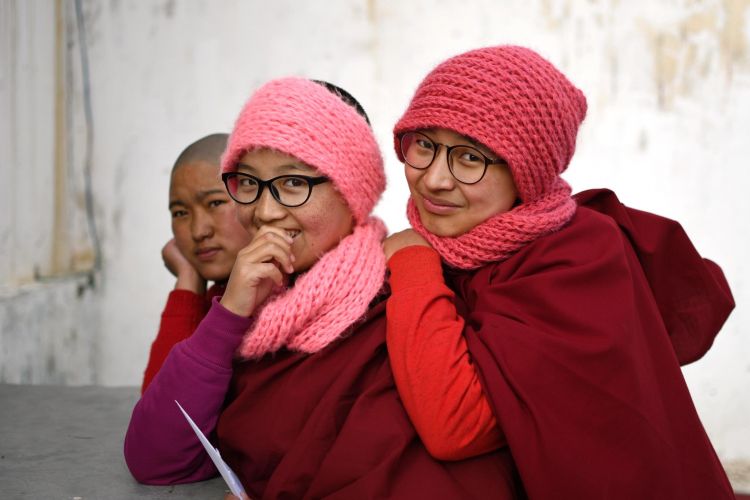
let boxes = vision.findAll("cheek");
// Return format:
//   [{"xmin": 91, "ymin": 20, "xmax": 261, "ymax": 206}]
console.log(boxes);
[
  {"xmin": 476, "ymin": 170, "xmax": 518, "ymax": 215},
  {"xmin": 216, "ymin": 207, "xmax": 251, "ymax": 247},
  {"xmin": 296, "ymin": 201, "xmax": 353, "ymax": 263},
  {"xmin": 303, "ymin": 212, "xmax": 342, "ymax": 252},
  {"xmin": 171, "ymin": 221, "xmax": 193, "ymax": 252},
  {"xmin": 404, "ymin": 165, "xmax": 420, "ymax": 194},
  {"xmin": 463, "ymin": 185, "xmax": 512, "ymax": 224},
  {"xmin": 235, "ymin": 204, "xmax": 254, "ymax": 231}
]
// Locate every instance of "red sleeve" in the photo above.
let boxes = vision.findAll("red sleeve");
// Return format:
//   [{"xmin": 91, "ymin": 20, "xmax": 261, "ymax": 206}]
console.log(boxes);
[
  {"xmin": 141, "ymin": 288, "xmax": 211, "ymax": 393},
  {"xmin": 386, "ymin": 245, "xmax": 505, "ymax": 461}
]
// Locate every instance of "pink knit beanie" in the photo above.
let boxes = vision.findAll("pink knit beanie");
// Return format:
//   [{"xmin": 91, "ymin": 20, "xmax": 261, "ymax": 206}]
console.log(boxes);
[
  {"xmin": 222, "ymin": 77, "xmax": 385, "ymax": 223},
  {"xmin": 394, "ymin": 45, "xmax": 587, "ymax": 203},
  {"xmin": 220, "ymin": 77, "xmax": 388, "ymax": 358},
  {"xmin": 394, "ymin": 46, "xmax": 586, "ymax": 269}
]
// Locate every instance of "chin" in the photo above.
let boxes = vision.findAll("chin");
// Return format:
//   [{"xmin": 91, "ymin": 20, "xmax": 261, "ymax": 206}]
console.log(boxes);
[
  {"xmin": 198, "ymin": 265, "xmax": 231, "ymax": 283},
  {"xmin": 430, "ymin": 227, "xmax": 464, "ymax": 238},
  {"xmin": 421, "ymin": 218, "xmax": 462, "ymax": 238}
]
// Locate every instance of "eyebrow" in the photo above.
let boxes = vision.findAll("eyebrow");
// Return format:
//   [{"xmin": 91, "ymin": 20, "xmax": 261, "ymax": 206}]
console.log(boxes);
[
  {"xmin": 168, "ymin": 189, "xmax": 227, "ymax": 209},
  {"xmin": 236, "ymin": 162, "xmax": 313, "ymax": 174},
  {"xmin": 196, "ymin": 188, "xmax": 227, "ymax": 200},
  {"xmin": 424, "ymin": 129, "xmax": 496, "ymax": 157}
]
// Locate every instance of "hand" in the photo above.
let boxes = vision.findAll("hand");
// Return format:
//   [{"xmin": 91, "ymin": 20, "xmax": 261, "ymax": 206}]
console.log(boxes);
[
  {"xmin": 162, "ymin": 238, "xmax": 206, "ymax": 294},
  {"xmin": 383, "ymin": 229, "xmax": 431, "ymax": 261},
  {"xmin": 220, "ymin": 226, "xmax": 295, "ymax": 317}
]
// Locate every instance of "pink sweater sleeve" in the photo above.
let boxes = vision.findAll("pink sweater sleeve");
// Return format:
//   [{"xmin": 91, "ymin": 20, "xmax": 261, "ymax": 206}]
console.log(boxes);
[{"xmin": 124, "ymin": 298, "xmax": 251, "ymax": 484}]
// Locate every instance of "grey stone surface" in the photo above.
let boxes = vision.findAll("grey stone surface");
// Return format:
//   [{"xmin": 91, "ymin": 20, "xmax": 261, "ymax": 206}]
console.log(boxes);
[{"xmin": 0, "ymin": 384, "xmax": 226, "ymax": 499}]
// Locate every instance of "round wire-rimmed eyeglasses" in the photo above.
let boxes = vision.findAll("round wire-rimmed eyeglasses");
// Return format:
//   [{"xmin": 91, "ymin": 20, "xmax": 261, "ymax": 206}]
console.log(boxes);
[
  {"xmin": 399, "ymin": 131, "xmax": 507, "ymax": 185},
  {"xmin": 221, "ymin": 172, "xmax": 330, "ymax": 207}
]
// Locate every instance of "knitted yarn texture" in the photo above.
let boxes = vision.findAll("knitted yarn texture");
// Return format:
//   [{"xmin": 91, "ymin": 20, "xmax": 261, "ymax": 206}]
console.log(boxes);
[
  {"xmin": 222, "ymin": 77, "xmax": 387, "ymax": 358},
  {"xmin": 223, "ymin": 78, "xmax": 384, "ymax": 225},
  {"xmin": 394, "ymin": 45, "xmax": 586, "ymax": 269},
  {"xmin": 406, "ymin": 181, "xmax": 576, "ymax": 269},
  {"xmin": 241, "ymin": 218, "xmax": 386, "ymax": 357}
]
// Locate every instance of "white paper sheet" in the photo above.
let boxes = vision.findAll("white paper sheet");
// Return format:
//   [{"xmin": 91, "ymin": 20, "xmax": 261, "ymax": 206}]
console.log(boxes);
[{"xmin": 175, "ymin": 400, "xmax": 247, "ymax": 499}]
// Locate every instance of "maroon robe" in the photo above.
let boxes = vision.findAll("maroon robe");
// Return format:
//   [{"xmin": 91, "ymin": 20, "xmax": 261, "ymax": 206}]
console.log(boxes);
[
  {"xmin": 217, "ymin": 298, "xmax": 522, "ymax": 499},
  {"xmin": 452, "ymin": 189, "xmax": 734, "ymax": 499}
]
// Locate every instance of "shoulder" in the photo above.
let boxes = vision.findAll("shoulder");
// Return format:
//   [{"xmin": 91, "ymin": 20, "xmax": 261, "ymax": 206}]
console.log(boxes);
[
  {"xmin": 553, "ymin": 205, "xmax": 623, "ymax": 246},
  {"xmin": 449, "ymin": 207, "xmax": 634, "ymax": 319},
  {"xmin": 492, "ymin": 206, "xmax": 627, "ymax": 278}
]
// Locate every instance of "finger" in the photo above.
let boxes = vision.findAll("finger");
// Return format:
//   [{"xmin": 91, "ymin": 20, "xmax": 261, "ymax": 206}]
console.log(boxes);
[
  {"xmin": 243, "ymin": 242, "xmax": 295, "ymax": 274},
  {"xmin": 241, "ymin": 231, "xmax": 292, "ymax": 259},
  {"xmin": 251, "ymin": 262, "xmax": 285, "ymax": 287},
  {"xmin": 238, "ymin": 232, "xmax": 295, "ymax": 270},
  {"xmin": 252, "ymin": 225, "xmax": 294, "ymax": 245}
]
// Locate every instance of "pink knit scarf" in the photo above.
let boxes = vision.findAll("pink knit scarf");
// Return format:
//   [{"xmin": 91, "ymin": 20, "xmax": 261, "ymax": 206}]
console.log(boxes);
[
  {"xmin": 408, "ymin": 178, "xmax": 577, "ymax": 270},
  {"xmin": 239, "ymin": 217, "xmax": 387, "ymax": 359}
]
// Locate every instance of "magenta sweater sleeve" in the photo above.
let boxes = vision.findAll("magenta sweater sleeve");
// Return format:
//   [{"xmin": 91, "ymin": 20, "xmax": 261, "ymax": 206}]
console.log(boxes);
[{"xmin": 124, "ymin": 298, "xmax": 251, "ymax": 484}]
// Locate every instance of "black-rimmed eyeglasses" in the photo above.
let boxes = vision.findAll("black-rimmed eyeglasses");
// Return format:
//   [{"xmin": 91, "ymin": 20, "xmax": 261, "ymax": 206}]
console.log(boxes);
[
  {"xmin": 399, "ymin": 131, "xmax": 506, "ymax": 185},
  {"xmin": 222, "ymin": 172, "xmax": 330, "ymax": 207}
]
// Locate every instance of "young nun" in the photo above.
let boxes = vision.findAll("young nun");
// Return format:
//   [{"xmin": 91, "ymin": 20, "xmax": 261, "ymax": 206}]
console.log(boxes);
[{"xmin": 384, "ymin": 45, "xmax": 735, "ymax": 499}]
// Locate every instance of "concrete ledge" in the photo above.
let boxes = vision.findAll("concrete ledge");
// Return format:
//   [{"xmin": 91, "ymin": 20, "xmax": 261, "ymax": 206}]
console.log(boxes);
[{"xmin": 0, "ymin": 383, "xmax": 225, "ymax": 498}]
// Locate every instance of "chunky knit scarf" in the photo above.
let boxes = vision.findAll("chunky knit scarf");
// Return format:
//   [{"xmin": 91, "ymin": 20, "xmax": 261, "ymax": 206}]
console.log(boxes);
[
  {"xmin": 408, "ymin": 178, "xmax": 576, "ymax": 270},
  {"xmin": 239, "ymin": 217, "xmax": 387, "ymax": 358}
]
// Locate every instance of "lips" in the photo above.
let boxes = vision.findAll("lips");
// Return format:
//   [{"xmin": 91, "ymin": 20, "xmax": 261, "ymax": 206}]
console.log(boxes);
[
  {"xmin": 420, "ymin": 194, "xmax": 461, "ymax": 215},
  {"xmin": 195, "ymin": 247, "xmax": 221, "ymax": 261}
]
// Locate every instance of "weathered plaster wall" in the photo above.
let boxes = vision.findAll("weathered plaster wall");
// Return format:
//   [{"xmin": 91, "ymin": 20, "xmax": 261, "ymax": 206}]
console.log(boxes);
[
  {"xmin": 1, "ymin": 0, "xmax": 101, "ymax": 385},
  {"xmin": 2, "ymin": 0, "xmax": 748, "ymax": 489}
]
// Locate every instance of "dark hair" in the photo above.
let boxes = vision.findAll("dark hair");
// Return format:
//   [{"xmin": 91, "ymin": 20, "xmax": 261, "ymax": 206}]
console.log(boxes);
[
  {"xmin": 312, "ymin": 79, "xmax": 371, "ymax": 126},
  {"xmin": 172, "ymin": 133, "xmax": 229, "ymax": 173}
]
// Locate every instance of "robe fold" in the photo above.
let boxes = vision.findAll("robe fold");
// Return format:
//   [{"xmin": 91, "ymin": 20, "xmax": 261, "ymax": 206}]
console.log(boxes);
[{"xmin": 452, "ymin": 189, "xmax": 734, "ymax": 499}]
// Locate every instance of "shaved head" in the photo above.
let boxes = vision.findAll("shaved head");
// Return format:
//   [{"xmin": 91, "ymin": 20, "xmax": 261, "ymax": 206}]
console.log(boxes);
[{"xmin": 172, "ymin": 133, "xmax": 229, "ymax": 173}]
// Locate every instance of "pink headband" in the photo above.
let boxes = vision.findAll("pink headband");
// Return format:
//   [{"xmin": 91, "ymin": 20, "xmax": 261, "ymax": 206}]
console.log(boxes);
[{"xmin": 223, "ymin": 77, "xmax": 385, "ymax": 224}]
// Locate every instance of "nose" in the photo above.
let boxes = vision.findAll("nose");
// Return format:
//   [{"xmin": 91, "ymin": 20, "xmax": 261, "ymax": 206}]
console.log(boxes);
[
  {"xmin": 422, "ymin": 146, "xmax": 455, "ymax": 191},
  {"xmin": 191, "ymin": 209, "xmax": 214, "ymax": 241},
  {"xmin": 253, "ymin": 187, "xmax": 287, "ymax": 225}
]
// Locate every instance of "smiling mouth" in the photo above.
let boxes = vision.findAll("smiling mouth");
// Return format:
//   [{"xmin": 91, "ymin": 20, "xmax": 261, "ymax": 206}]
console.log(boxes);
[{"xmin": 421, "ymin": 195, "xmax": 460, "ymax": 215}]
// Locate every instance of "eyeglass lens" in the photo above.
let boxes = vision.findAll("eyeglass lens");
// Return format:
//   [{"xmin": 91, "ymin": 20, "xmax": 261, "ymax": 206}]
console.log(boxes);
[
  {"xmin": 225, "ymin": 174, "xmax": 314, "ymax": 207},
  {"xmin": 401, "ymin": 132, "xmax": 489, "ymax": 184}
]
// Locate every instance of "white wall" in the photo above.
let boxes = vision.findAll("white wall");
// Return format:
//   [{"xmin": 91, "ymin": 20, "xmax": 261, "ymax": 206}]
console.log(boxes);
[
  {"xmin": 1, "ymin": 0, "xmax": 101, "ymax": 384},
  {"xmin": 2, "ymin": 0, "xmax": 749, "ymax": 489}
]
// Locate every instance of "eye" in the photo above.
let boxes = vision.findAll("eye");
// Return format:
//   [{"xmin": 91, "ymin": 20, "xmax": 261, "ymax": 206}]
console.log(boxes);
[
  {"xmin": 415, "ymin": 138, "xmax": 435, "ymax": 151},
  {"xmin": 282, "ymin": 177, "xmax": 307, "ymax": 189},
  {"xmin": 208, "ymin": 199, "xmax": 226, "ymax": 208},
  {"xmin": 171, "ymin": 210, "xmax": 187, "ymax": 219},
  {"xmin": 238, "ymin": 177, "xmax": 256, "ymax": 187},
  {"xmin": 460, "ymin": 151, "xmax": 482, "ymax": 163}
]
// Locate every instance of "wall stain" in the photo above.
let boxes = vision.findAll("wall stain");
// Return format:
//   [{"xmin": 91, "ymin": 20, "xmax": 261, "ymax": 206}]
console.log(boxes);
[
  {"xmin": 724, "ymin": 459, "xmax": 750, "ymax": 493},
  {"xmin": 641, "ymin": 0, "xmax": 750, "ymax": 110},
  {"xmin": 162, "ymin": 0, "xmax": 175, "ymax": 19},
  {"xmin": 541, "ymin": 0, "xmax": 574, "ymax": 30},
  {"xmin": 53, "ymin": 0, "xmax": 70, "ymax": 276},
  {"xmin": 366, "ymin": 0, "xmax": 376, "ymax": 24}
]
